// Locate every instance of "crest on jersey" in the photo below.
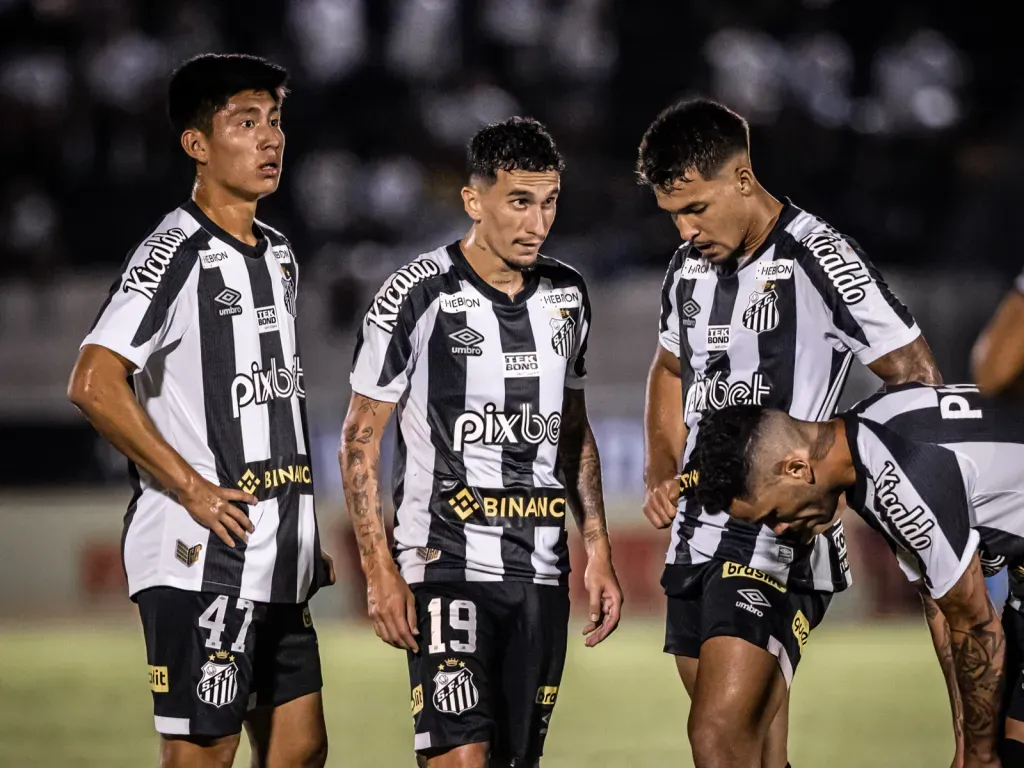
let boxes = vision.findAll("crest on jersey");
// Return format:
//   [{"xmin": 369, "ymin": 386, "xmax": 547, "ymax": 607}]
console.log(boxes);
[
  {"xmin": 432, "ymin": 659, "xmax": 478, "ymax": 716},
  {"xmin": 280, "ymin": 264, "xmax": 297, "ymax": 317},
  {"xmin": 550, "ymin": 315, "xmax": 576, "ymax": 358},
  {"xmin": 742, "ymin": 289, "xmax": 779, "ymax": 334},
  {"xmin": 197, "ymin": 651, "xmax": 238, "ymax": 708}
]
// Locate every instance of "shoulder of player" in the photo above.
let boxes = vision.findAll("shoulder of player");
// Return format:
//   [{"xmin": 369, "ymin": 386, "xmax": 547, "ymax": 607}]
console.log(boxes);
[
  {"xmin": 781, "ymin": 209, "xmax": 871, "ymax": 267},
  {"xmin": 534, "ymin": 254, "xmax": 589, "ymax": 292},
  {"xmin": 115, "ymin": 208, "xmax": 207, "ymax": 295},
  {"xmin": 364, "ymin": 245, "xmax": 457, "ymax": 331}
]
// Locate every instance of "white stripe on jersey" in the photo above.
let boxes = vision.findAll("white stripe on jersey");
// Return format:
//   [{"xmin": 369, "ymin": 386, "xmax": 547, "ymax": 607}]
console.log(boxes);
[
  {"xmin": 462, "ymin": 286, "xmax": 507, "ymax": 489},
  {"xmin": 531, "ymin": 527, "xmax": 562, "ymax": 585},
  {"xmin": 240, "ymin": 498, "xmax": 279, "ymax": 597},
  {"xmin": 296, "ymin": 494, "xmax": 317, "ymax": 600},
  {"xmin": 464, "ymin": 524, "xmax": 504, "ymax": 581},
  {"xmin": 529, "ymin": 277, "xmax": 571, "ymax": 485}
]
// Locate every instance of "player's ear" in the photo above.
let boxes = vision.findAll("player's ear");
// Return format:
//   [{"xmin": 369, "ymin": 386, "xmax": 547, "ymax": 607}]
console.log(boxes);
[
  {"xmin": 783, "ymin": 455, "xmax": 813, "ymax": 483},
  {"xmin": 461, "ymin": 184, "xmax": 483, "ymax": 223},
  {"xmin": 736, "ymin": 164, "xmax": 755, "ymax": 196},
  {"xmin": 181, "ymin": 128, "xmax": 209, "ymax": 165}
]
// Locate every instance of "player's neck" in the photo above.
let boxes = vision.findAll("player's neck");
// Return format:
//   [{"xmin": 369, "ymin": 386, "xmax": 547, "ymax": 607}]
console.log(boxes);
[
  {"xmin": 459, "ymin": 231, "xmax": 525, "ymax": 298},
  {"xmin": 741, "ymin": 189, "xmax": 784, "ymax": 260},
  {"xmin": 824, "ymin": 417, "xmax": 858, "ymax": 490},
  {"xmin": 192, "ymin": 180, "xmax": 260, "ymax": 247}
]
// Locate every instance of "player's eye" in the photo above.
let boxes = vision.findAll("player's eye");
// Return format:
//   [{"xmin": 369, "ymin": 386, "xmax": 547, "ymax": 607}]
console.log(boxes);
[
  {"xmin": 270, "ymin": 118, "xmax": 280, "ymax": 127},
  {"xmin": 512, "ymin": 199, "xmax": 529, "ymax": 209},
  {"xmin": 242, "ymin": 119, "xmax": 255, "ymax": 129},
  {"xmin": 543, "ymin": 197, "xmax": 557, "ymax": 207}
]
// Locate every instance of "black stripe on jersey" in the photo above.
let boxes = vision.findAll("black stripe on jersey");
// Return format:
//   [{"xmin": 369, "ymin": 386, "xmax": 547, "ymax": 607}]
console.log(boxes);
[
  {"xmin": 496, "ymin": 305, "xmax": 541, "ymax": 576},
  {"xmin": 122, "ymin": 379, "xmax": 144, "ymax": 597},
  {"xmin": 754, "ymin": 250, "xmax": 798, "ymax": 414},
  {"xmin": 816, "ymin": 349, "xmax": 854, "ymax": 420},
  {"xmin": 676, "ymin": 272, "xmax": 698, "ymax": 363},
  {"xmin": 881, "ymin": 399, "xmax": 1024, "ymax": 445},
  {"xmin": 131, "ymin": 232, "xmax": 206, "ymax": 348},
  {"xmin": 660, "ymin": 247, "xmax": 687, "ymax": 335},
  {"xmin": 861, "ymin": 419, "xmax": 973, "ymax": 574},
  {"xmin": 246, "ymin": 255, "xmax": 303, "ymax": 602},
  {"xmin": 423, "ymin": 272, "xmax": 471, "ymax": 580},
  {"xmin": 377, "ymin": 272, "xmax": 450, "ymax": 389},
  {"xmin": 783, "ymin": 230, "xmax": 870, "ymax": 348},
  {"xmin": 198, "ymin": 265, "xmax": 248, "ymax": 595},
  {"xmin": 847, "ymin": 236, "xmax": 914, "ymax": 329}
]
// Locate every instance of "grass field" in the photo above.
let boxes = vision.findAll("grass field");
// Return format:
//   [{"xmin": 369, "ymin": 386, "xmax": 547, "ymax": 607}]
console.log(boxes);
[{"xmin": 0, "ymin": 619, "xmax": 953, "ymax": 767}]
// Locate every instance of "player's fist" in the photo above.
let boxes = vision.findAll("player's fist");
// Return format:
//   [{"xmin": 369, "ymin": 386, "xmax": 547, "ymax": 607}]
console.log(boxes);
[
  {"xmin": 642, "ymin": 476, "xmax": 679, "ymax": 529},
  {"xmin": 177, "ymin": 477, "xmax": 257, "ymax": 548}
]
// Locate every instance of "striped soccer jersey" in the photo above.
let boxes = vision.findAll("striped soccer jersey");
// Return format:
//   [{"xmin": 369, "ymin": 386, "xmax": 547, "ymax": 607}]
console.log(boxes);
[
  {"xmin": 82, "ymin": 200, "xmax": 324, "ymax": 603},
  {"xmin": 660, "ymin": 199, "xmax": 921, "ymax": 592},
  {"xmin": 350, "ymin": 243, "xmax": 590, "ymax": 585}
]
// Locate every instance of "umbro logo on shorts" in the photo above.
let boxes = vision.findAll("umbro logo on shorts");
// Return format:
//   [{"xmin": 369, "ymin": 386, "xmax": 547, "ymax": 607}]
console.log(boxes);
[{"xmin": 735, "ymin": 588, "xmax": 771, "ymax": 618}]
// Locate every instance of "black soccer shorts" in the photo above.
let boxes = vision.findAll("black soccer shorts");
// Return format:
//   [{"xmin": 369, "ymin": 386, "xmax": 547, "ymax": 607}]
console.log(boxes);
[
  {"xmin": 663, "ymin": 561, "xmax": 830, "ymax": 687},
  {"xmin": 407, "ymin": 581, "xmax": 569, "ymax": 761},
  {"xmin": 136, "ymin": 587, "xmax": 323, "ymax": 738},
  {"xmin": 1002, "ymin": 602, "xmax": 1024, "ymax": 723}
]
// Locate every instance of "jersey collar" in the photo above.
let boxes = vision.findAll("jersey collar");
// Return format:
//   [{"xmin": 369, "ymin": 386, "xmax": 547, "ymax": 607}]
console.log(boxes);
[
  {"xmin": 445, "ymin": 242, "xmax": 540, "ymax": 306},
  {"xmin": 182, "ymin": 199, "xmax": 268, "ymax": 260}
]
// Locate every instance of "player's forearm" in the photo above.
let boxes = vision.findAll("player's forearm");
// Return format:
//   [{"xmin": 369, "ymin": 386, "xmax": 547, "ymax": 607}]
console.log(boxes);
[
  {"xmin": 643, "ymin": 353, "xmax": 685, "ymax": 486},
  {"xmin": 938, "ymin": 558, "xmax": 1005, "ymax": 761},
  {"xmin": 69, "ymin": 364, "xmax": 203, "ymax": 498},
  {"xmin": 340, "ymin": 398, "xmax": 393, "ymax": 572},
  {"xmin": 559, "ymin": 390, "xmax": 611, "ymax": 557},
  {"xmin": 869, "ymin": 335, "xmax": 943, "ymax": 386},
  {"xmin": 920, "ymin": 591, "xmax": 965, "ymax": 758}
]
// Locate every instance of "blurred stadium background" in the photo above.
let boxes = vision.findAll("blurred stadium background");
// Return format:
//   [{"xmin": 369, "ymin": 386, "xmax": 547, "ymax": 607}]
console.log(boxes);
[{"xmin": 0, "ymin": 0, "xmax": 1017, "ymax": 765}]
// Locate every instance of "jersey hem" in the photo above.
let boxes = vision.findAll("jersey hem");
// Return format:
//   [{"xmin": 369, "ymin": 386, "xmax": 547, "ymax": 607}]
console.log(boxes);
[{"xmin": 853, "ymin": 324, "xmax": 922, "ymax": 366}]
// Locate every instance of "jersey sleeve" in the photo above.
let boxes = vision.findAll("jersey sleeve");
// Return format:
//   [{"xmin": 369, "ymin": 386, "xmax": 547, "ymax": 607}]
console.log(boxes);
[
  {"xmin": 80, "ymin": 226, "xmax": 197, "ymax": 371},
  {"xmin": 854, "ymin": 420, "xmax": 979, "ymax": 599},
  {"xmin": 349, "ymin": 262, "xmax": 437, "ymax": 403},
  {"xmin": 565, "ymin": 278, "xmax": 591, "ymax": 390},
  {"xmin": 658, "ymin": 248, "xmax": 686, "ymax": 357},
  {"xmin": 796, "ymin": 228, "xmax": 920, "ymax": 365}
]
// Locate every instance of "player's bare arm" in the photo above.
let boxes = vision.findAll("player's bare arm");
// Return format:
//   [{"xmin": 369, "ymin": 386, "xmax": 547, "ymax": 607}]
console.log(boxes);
[
  {"xmin": 642, "ymin": 345, "xmax": 688, "ymax": 529},
  {"xmin": 68, "ymin": 343, "xmax": 257, "ymax": 547},
  {"xmin": 936, "ymin": 555, "xmax": 1005, "ymax": 768},
  {"xmin": 972, "ymin": 289, "xmax": 1024, "ymax": 397},
  {"xmin": 339, "ymin": 392, "xmax": 420, "ymax": 652},
  {"xmin": 559, "ymin": 388, "xmax": 623, "ymax": 646},
  {"xmin": 920, "ymin": 586, "xmax": 966, "ymax": 767},
  {"xmin": 867, "ymin": 335, "xmax": 943, "ymax": 387}
]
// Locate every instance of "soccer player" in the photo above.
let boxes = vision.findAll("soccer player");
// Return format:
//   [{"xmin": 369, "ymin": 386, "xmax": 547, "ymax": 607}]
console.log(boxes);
[
  {"xmin": 687, "ymin": 389, "xmax": 1013, "ymax": 768},
  {"xmin": 340, "ymin": 117, "xmax": 623, "ymax": 768},
  {"xmin": 67, "ymin": 54, "xmax": 334, "ymax": 768},
  {"xmin": 636, "ymin": 98, "xmax": 947, "ymax": 768}
]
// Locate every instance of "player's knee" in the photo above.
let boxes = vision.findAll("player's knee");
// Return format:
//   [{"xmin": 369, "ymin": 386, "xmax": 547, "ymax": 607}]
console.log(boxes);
[
  {"xmin": 160, "ymin": 734, "xmax": 239, "ymax": 768},
  {"xmin": 422, "ymin": 743, "xmax": 489, "ymax": 768},
  {"xmin": 688, "ymin": 707, "xmax": 757, "ymax": 768},
  {"xmin": 302, "ymin": 731, "xmax": 328, "ymax": 768}
]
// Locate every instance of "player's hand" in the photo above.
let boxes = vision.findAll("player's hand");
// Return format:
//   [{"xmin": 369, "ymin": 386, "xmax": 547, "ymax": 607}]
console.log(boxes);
[
  {"xmin": 366, "ymin": 560, "xmax": 420, "ymax": 653},
  {"xmin": 321, "ymin": 550, "xmax": 337, "ymax": 586},
  {"xmin": 582, "ymin": 552, "xmax": 623, "ymax": 647},
  {"xmin": 642, "ymin": 476, "xmax": 679, "ymax": 529},
  {"xmin": 962, "ymin": 756, "xmax": 1000, "ymax": 768},
  {"xmin": 177, "ymin": 477, "xmax": 257, "ymax": 548}
]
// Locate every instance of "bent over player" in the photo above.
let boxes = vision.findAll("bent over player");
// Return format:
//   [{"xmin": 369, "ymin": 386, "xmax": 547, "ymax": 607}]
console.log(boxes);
[{"xmin": 340, "ymin": 117, "xmax": 622, "ymax": 767}]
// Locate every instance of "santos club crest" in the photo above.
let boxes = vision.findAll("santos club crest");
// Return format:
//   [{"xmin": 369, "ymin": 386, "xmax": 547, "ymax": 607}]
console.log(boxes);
[
  {"xmin": 433, "ymin": 658, "xmax": 479, "ymax": 716},
  {"xmin": 742, "ymin": 289, "xmax": 779, "ymax": 334},
  {"xmin": 197, "ymin": 651, "xmax": 239, "ymax": 708},
  {"xmin": 550, "ymin": 315, "xmax": 576, "ymax": 358}
]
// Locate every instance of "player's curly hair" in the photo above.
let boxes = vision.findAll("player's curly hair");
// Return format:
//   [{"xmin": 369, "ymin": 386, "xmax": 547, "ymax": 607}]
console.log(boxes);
[
  {"xmin": 168, "ymin": 53, "xmax": 289, "ymax": 136},
  {"xmin": 636, "ymin": 98, "xmax": 749, "ymax": 192},
  {"xmin": 690, "ymin": 404, "xmax": 769, "ymax": 514},
  {"xmin": 467, "ymin": 117, "xmax": 565, "ymax": 183}
]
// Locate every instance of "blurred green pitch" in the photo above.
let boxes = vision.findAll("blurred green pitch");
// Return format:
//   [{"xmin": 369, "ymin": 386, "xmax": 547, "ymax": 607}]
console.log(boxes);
[{"xmin": 0, "ymin": 620, "xmax": 952, "ymax": 767}]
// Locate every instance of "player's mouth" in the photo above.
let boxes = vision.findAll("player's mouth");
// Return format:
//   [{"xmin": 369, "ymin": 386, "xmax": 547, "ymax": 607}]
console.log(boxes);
[
  {"xmin": 259, "ymin": 161, "xmax": 280, "ymax": 178},
  {"xmin": 514, "ymin": 240, "xmax": 542, "ymax": 251}
]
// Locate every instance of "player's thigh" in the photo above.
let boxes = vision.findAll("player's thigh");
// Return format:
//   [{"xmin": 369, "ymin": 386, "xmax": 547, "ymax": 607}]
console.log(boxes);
[
  {"xmin": 664, "ymin": 573, "xmax": 705, "ymax": 698},
  {"xmin": 159, "ymin": 733, "xmax": 241, "ymax": 768},
  {"xmin": 761, "ymin": 688, "xmax": 791, "ymax": 768},
  {"xmin": 416, "ymin": 741, "xmax": 490, "ymax": 768},
  {"xmin": 137, "ymin": 587, "xmax": 258, "ymax": 742},
  {"xmin": 409, "ymin": 583, "xmax": 498, "ymax": 758},
  {"xmin": 492, "ymin": 585, "xmax": 570, "ymax": 764},
  {"xmin": 245, "ymin": 603, "xmax": 326, "ymax": 767}
]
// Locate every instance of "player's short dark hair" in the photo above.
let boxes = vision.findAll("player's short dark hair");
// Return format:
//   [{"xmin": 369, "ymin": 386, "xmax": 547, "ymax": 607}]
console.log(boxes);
[
  {"xmin": 467, "ymin": 117, "xmax": 565, "ymax": 183},
  {"xmin": 168, "ymin": 53, "xmax": 289, "ymax": 135},
  {"xmin": 689, "ymin": 404, "xmax": 769, "ymax": 514},
  {"xmin": 636, "ymin": 98, "xmax": 750, "ymax": 192}
]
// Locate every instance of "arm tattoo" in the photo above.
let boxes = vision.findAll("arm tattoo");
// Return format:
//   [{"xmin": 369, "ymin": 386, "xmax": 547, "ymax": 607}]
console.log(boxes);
[
  {"xmin": 943, "ymin": 560, "xmax": 1005, "ymax": 758},
  {"xmin": 869, "ymin": 335, "xmax": 943, "ymax": 386},
  {"xmin": 340, "ymin": 396, "xmax": 389, "ymax": 566},
  {"xmin": 920, "ymin": 593, "xmax": 964, "ymax": 749},
  {"xmin": 558, "ymin": 390, "xmax": 609, "ymax": 550}
]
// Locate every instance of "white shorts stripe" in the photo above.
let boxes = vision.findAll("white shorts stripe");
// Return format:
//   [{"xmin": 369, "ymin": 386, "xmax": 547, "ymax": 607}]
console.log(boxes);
[
  {"xmin": 154, "ymin": 715, "xmax": 190, "ymax": 735},
  {"xmin": 414, "ymin": 732, "xmax": 432, "ymax": 750},
  {"xmin": 766, "ymin": 635, "xmax": 795, "ymax": 688}
]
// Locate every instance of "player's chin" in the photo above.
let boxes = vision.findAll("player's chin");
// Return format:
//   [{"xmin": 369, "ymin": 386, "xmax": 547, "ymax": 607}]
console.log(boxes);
[{"xmin": 505, "ymin": 250, "xmax": 540, "ymax": 270}]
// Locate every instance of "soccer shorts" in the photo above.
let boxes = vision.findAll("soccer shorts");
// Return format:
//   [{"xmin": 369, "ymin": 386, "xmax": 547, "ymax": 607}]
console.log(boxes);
[
  {"xmin": 662, "ymin": 561, "xmax": 830, "ymax": 687},
  {"xmin": 407, "ymin": 581, "xmax": 569, "ymax": 761},
  {"xmin": 1002, "ymin": 602, "xmax": 1024, "ymax": 722},
  {"xmin": 136, "ymin": 587, "xmax": 322, "ymax": 738}
]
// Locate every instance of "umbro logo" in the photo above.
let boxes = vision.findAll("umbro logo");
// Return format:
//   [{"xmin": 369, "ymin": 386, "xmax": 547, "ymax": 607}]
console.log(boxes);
[
  {"xmin": 681, "ymin": 298, "xmax": 701, "ymax": 328},
  {"xmin": 214, "ymin": 287, "xmax": 243, "ymax": 317},
  {"xmin": 450, "ymin": 327, "xmax": 484, "ymax": 356},
  {"xmin": 735, "ymin": 588, "xmax": 771, "ymax": 618}
]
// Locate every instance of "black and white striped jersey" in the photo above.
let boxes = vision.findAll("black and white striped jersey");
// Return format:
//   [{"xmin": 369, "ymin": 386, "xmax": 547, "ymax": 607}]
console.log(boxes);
[
  {"xmin": 660, "ymin": 200, "xmax": 921, "ymax": 592},
  {"xmin": 350, "ymin": 243, "xmax": 589, "ymax": 586},
  {"xmin": 82, "ymin": 200, "xmax": 324, "ymax": 604},
  {"xmin": 849, "ymin": 383, "xmax": 1024, "ymax": 603}
]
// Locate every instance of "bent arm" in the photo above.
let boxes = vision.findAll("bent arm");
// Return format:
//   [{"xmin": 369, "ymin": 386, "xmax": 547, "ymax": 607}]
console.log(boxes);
[
  {"xmin": 867, "ymin": 335, "xmax": 943, "ymax": 387},
  {"xmin": 644, "ymin": 345, "xmax": 687, "ymax": 487},
  {"xmin": 972, "ymin": 289, "xmax": 1024, "ymax": 396},
  {"xmin": 68, "ymin": 343, "xmax": 204, "ymax": 498}
]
